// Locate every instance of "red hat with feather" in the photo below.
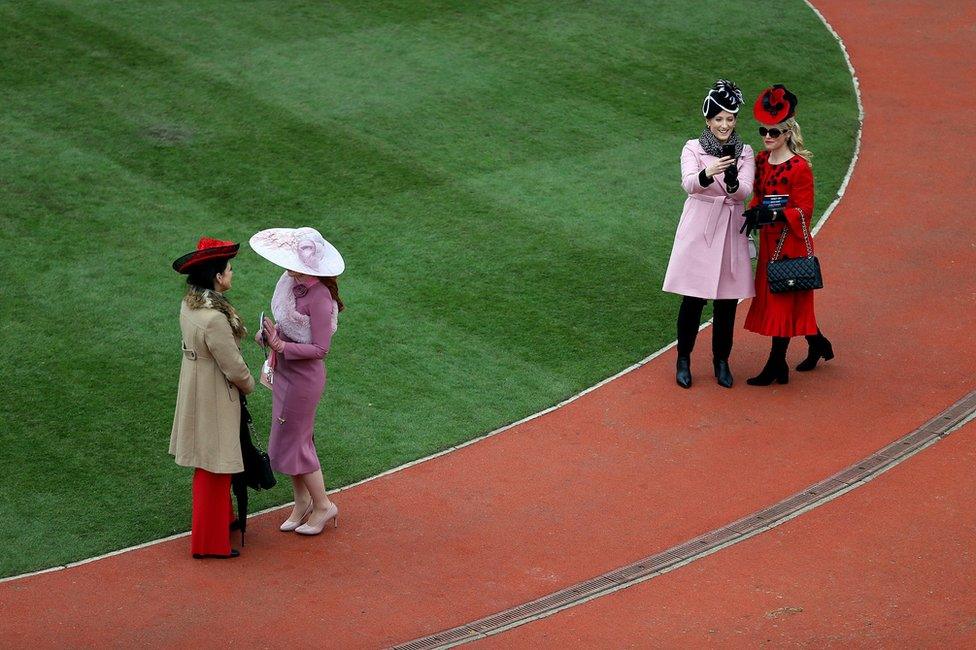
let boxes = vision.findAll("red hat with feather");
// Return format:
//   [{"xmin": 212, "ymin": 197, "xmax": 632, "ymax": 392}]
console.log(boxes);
[
  {"xmin": 753, "ymin": 84, "xmax": 798, "ymax": 125},
  {"xmin": 172, "ymin": 237, "xmax": 240, "ymax": 273}
]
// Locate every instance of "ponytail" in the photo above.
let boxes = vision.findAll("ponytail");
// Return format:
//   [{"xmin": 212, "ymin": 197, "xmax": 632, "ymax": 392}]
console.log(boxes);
[{"xmin": 317, "ymin": 276, "xmax": 345, "ymax": 312}]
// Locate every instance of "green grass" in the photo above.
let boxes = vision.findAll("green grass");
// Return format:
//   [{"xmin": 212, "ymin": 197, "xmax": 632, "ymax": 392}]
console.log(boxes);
[{"xmin": 0, "ymin": 0, "xmax": 858, "ymax": 577}]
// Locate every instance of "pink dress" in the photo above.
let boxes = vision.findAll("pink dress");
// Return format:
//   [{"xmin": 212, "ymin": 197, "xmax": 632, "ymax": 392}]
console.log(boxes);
[{"xmin": 267, "ymin": 280, "xmax": 336, "ymax": 475}]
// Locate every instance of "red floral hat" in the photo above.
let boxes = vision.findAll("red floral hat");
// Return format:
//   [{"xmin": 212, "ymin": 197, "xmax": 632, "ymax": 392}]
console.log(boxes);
[
  {"xmin": 753, "ymin": 84, "xmax": 798, "ymax": 125},
  {"xmin": 172, "ymin": 237, "xmax": 240, "ymax": 273}
]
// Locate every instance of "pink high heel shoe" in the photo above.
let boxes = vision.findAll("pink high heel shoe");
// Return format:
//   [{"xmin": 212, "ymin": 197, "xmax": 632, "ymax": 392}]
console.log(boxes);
[
  {"xmin": 279, "ymin": 501, "xmax": 314, "ymax": 532},
  {"xmin": 295, "ymin": 502, "xmax": 339, "ymax": 536}
]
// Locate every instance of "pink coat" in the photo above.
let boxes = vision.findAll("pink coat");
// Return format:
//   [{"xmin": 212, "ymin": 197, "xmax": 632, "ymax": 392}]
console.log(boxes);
[{"xmin": 662, "ymin": 139, "xmax": 756, "ymax": 300}]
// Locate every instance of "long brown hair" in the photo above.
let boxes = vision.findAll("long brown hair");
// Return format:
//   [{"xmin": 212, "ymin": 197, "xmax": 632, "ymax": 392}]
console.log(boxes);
[{"xmin": 317, "ymin": 276, "xmax": 345, "ymax": 312}]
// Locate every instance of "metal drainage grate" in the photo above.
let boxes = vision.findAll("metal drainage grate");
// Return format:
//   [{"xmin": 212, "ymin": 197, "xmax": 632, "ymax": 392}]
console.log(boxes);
[{"xmin": 392, "ymin": 389, "xmax": 976, "ymax": 650}]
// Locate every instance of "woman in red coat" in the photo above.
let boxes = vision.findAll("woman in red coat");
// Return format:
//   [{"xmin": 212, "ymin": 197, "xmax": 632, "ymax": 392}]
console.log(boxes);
[{"xmin": 742, "ymin": 85, "xmax": 834, "ymax": 385}]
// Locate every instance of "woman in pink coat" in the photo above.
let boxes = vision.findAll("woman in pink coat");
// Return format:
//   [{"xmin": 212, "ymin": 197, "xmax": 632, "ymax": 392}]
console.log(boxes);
[
  {"xmin": 250, "ymin": 227, "xmax": 345, "ymax": 536},
  {"xmin": 663, "ymin": 79, "xmax": 756, "ymax": 389}
]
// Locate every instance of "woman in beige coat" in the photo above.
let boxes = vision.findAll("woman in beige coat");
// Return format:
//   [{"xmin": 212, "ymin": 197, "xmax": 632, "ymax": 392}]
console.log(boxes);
[{"xmin": 170, "ymin": 237, "xmax": 255, "ymax": 559}]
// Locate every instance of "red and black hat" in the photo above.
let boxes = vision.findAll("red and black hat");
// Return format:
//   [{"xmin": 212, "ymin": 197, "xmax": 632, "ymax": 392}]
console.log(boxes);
[
  {"xmin": 753, "ymin": 84, "xmax": 798, "ymax": 125},
  {"xmin": 172, "ymin": 237, "xmax": 240, "ymax": 273}
]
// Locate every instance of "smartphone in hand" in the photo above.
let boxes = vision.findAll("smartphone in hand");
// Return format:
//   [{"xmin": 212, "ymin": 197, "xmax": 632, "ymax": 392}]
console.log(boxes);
[{"xmin": 721, "ymin": 144, "xmax": 736, "ymax": 159}]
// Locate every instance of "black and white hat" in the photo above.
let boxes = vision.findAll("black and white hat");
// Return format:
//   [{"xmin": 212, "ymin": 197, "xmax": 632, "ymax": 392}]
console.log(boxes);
[{"xmin": 702, "ymin": 79, "xmax": 744, "ymax": 118}]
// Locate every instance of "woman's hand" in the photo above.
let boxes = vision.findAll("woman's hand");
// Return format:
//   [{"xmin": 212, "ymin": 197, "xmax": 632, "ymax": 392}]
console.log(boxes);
[
  {"xmin": 704, "ymin": 156, "xmax": 735, "ymax": 178},
  {"xmin": 739, "ymin": 206, "xmax": 778, "ymax": 235},
  {"xmin": 723, "ymin": 162, "xmax": 739, "ymax": 183},
  {"xmin": 262, "ymin": 317, "xmax": 285, "ymax": 354}
]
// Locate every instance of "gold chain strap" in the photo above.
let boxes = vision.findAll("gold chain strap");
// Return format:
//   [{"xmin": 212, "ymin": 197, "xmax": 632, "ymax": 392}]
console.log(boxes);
[{"xmin": 771, "ymin": 207, "xmax": 813, "ymax": 261}]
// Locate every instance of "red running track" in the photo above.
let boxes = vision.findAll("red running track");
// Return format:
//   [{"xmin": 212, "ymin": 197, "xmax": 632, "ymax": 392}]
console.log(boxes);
[
  {"xmin": 1, "ymin": 0, "xmax": 975, "ymax": 647},
  {"xmin": 484, "ymin": 419, "xmax": 976, "ymax": 647}
]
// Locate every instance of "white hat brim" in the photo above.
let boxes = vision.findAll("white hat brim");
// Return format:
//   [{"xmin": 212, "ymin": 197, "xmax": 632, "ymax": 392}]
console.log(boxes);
[{"xmin": 249, "ymin": 227, "xmax": 345, "ymax": 276}]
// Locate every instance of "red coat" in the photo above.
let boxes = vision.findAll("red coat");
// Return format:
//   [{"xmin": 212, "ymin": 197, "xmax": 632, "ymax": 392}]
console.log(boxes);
[{"xmin": 744, "ymin": 151, "xmax": 819, "ymax": 337}]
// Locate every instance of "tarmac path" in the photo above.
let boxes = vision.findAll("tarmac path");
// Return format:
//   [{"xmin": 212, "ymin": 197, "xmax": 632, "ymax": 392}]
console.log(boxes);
[{"xmin": 1, "ymin": 0, "xmax": 974, "ymax": 647}]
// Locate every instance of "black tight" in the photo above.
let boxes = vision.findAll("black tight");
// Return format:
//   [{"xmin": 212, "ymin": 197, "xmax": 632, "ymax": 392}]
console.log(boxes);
[
  {"xmin": 676, "ymin": 296, "xmax": 738, "ymax": 360},
  {"xmin": 676, "ymin": 296, "xmax": 705, "ymax": 357}
]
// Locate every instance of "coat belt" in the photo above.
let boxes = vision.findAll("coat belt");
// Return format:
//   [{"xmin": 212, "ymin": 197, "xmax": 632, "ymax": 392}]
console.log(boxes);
[
  {"xmin": 182, "ymin": 342, "xmax": 212, "ymax": 360},
  {"xmin": 688, "ymin": 193, "xmax": 742, "ymax": 277}
]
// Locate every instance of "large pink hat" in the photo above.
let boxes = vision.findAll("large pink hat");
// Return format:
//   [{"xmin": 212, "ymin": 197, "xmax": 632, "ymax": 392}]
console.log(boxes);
[{"xmin": 249, "ymin": 227, "xmax": 344, "ymax": 276}]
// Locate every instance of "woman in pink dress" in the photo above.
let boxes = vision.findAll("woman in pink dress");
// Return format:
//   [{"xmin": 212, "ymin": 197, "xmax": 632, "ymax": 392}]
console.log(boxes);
[{"xmin": 250, "ymin": 227, "xmax": 345, "ymax": 536}]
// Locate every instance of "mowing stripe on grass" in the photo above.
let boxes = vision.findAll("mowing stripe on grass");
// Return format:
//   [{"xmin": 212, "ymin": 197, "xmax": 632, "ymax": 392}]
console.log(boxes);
[{"xmin": 0, "ymin": 0, "xmax": 861, "ymax": 577}]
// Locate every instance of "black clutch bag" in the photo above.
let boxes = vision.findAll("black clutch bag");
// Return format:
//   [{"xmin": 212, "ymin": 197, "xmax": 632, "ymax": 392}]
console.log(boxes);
[{"xmin": 767, "ymin": 208, "xmax": 823, "ymax": 293}]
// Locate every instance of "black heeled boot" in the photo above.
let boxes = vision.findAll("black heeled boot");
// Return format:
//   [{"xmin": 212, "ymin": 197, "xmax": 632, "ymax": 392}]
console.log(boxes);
[
  {"xmin": 676, "ymin": 355, "xmax": 692, "ymax": 389},
  {"xmin": 713, "ymin": 359, "xmax": 733, "ymax": 388},
  {"xmin": 675, "ymin": 296, "xmax": 705, "ymax": 390},
  {"xmin": 746, "ymin": 358, "xmax": 789, "ymax": 386},
  {"xmin": 747, "ymin": 337, "xmax": 790, "ymax": 386},
  {"xmin": 711, "ymin": 299, "xmax": 736, "ymax": 389},
  {"xmin": 796, "ymin": 331, "xmax": 834, "ymax": 371}
]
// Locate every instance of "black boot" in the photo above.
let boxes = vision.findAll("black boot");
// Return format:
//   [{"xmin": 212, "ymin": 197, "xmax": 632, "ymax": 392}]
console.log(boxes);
[
  {"xmin": 711, "ymin": 299, "xmax": 736, "ymax": 389},
  {"xmin": 675, "ymin": 297, "xmax": 705, "ymax": 390},
  {"xmin": 713, "ymin": 359, "xmax": 733, "ymax": 388},
  {"xmin": 796, "ymin": 331, "xmax": 834, "ymax": 371},
  {"xmin": 676, "ymin": 355, "xmax": 692, "ymax": 389},
  {"xmin": 747, "ymin": 337, "xmax": 790, "ymax": 386},
  {"xmin": 746, "ymin": 358, "xmax": 789, "ymax": 386}
]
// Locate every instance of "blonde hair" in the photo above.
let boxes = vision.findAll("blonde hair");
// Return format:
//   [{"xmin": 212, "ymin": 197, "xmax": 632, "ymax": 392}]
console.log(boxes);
[{"xmin": 784, "ymin": 118, "xmax": 812, "ymax": 161}]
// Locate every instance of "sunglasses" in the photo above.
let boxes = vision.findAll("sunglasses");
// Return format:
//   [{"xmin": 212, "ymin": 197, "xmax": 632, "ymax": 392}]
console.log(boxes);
[{"xmin": 759, "ymin": 127, "xmax": 789, "ymax": 138}]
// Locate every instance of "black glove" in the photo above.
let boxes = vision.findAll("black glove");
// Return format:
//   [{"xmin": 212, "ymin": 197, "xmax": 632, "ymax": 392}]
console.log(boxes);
[
  {"xmin": 723, "ymin": 163, "xmax": 738, "ymax": 184},
  {"xmin": 740, "ymin": 206, "xmax": 778, "ymax": 235},
  {"xmin": 698, "ymin": 168, "xmax": 714, "ymax": 187},
  {"xmin": 723, "ymin": 162, "xmax": 739, "ymax": 193}
]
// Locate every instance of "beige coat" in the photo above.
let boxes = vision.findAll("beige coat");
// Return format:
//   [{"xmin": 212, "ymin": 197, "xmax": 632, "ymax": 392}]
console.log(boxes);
[{"xmin": 170, "ymin": 301, "xmax": 255, "ymax": 474}]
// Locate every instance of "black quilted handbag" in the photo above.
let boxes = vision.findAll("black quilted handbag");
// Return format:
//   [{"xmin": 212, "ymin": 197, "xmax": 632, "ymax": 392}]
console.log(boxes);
[{"xmin": 766, "ymin": 208, "xmax": 823, "ymax": 293}]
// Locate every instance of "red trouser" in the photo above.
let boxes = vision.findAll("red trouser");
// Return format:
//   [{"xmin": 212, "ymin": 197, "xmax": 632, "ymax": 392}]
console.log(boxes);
[{"xmin": 191, "ymin": 468, "xmax": 234, "ymax": 556}]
